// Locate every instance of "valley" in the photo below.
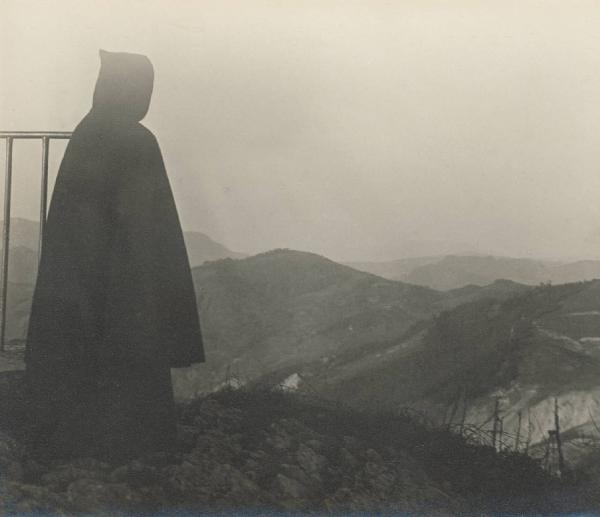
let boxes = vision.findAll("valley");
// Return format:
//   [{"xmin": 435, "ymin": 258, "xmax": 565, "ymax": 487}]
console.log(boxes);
[{"xmin": 3, "ymin": 219, "xmax": 600, "ymax": 476}]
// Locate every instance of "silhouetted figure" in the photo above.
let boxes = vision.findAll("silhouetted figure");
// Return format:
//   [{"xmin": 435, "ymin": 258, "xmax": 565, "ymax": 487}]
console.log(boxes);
[{"xmin": 24, "ymin": 50, "xmax": 205, "ymax": 463}]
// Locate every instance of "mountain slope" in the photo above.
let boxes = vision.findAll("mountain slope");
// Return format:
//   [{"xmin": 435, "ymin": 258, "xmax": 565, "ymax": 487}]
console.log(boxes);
[
  {"xmin": 176, "ymin": 249, "xmax": 447, "ymax": 397},
  {"xmin": 293, "ymin": 280, "xmax": 600, "ymax": 469},
  {"xmin": 176, "ymin": 251, "xmax": 528, "ymax": 398},
  {"xmin": 183, "ymin": 231, "xmax": 246, "ymax": 267}
]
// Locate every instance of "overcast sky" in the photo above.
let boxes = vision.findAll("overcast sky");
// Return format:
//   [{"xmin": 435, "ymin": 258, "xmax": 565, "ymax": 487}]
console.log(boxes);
[{"xmin": 3, "ymin": 0, "xmax": 600, "ymax": 261}]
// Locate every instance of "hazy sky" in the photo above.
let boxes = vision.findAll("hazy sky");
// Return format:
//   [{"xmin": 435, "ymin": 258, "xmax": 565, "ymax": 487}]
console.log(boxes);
[{"xmin": 3, "ymin": 0, "xmax": 600, "ymax": 261}]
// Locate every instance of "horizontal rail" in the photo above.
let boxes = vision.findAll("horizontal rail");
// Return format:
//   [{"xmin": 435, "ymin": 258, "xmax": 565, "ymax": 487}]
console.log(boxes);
[{"xmin": 0, "ymin": 131, "xmax": 72, "ymax": 139}]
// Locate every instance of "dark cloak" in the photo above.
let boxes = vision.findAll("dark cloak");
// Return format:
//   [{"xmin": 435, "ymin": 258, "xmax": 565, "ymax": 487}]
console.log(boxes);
[{"xmin": 24, "ymin": 50, "xmax": 205, "ymax": 463}]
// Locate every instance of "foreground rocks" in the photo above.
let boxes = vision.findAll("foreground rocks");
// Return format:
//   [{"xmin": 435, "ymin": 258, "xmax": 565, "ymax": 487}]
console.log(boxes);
[{"xmin": 0, "ymin": 388, "xmax": 588, "ymax": 515}]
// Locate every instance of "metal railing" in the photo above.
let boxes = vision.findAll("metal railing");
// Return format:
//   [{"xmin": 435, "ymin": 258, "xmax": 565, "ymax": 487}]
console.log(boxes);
[{"xmin": 0, "ymin": 131, "xmax": 72, "ymax": 351}]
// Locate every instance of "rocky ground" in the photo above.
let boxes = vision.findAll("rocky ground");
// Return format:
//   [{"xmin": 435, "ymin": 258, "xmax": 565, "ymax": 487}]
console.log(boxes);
[{"xmin": 0, "ymin": 387, "xmax": 595, "ymax": 516}]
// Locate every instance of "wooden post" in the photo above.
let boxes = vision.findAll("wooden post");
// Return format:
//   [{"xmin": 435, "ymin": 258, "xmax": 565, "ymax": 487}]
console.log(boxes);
[
  {"xmin": 525, "ymin": 410, "xmax": 532, "ymax": 453},
  {"xmin": 492, "ymin": 399, "xmax": 500, "ymax": 449},
  {"xmin": 543, "ymin": 431, "xmax": 553, "ymax": 472},
  {"xmin": 554, "ymin": 398, "xmax": 566, "ymax": 477},
  {"xmin": 515, "ymin": 410, "xmax": 522, "ymax": 451}
]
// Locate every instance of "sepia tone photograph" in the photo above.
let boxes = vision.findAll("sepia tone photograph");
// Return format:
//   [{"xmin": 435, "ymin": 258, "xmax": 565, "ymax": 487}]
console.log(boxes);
[{"xmin": 2, "ymin": 1, "xmax": 600, "ymax": 515}]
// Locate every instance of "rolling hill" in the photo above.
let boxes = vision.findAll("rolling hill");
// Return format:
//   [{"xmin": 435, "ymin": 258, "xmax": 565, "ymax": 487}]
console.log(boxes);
[
  {"xmin": 174, "ymin": 250, "xmax": 447, "ymax": 397},
  {"xmin": 172, "ymin": 250, "xmax": 529, "ymax": 398}
]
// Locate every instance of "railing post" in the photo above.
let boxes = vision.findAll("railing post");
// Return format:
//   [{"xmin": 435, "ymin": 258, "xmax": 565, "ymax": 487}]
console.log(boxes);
[
  {"xmin": 39, "ymin": 136, "xmax": 50, "ymax": 265},
  {"xmin": 0, "ymin": 137, "xmax": 13, "ymax": 352},
  {"xmin": 0, "ymin": 131, "xmax": 72, "ymax": 353}
]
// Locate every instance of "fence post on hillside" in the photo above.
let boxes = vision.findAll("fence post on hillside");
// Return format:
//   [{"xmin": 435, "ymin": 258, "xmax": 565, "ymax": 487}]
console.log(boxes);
[
  {"xmin": 544, "ymin": 431, "xmax": 554, "ymax": 473},
  {"xmin": 525, "ymin": 410, "xmax": 532, "ymax": 453},
  {"xmin": 491, "ymin": 398, "xmax": 500, "ymax": 450},
  {"xmin": 515, "ymin": 410, "xmax": 522, "ymax": 451},
  {"xmin": 554, "ymin": 397, "xmax": 565, "ymax": 477}
]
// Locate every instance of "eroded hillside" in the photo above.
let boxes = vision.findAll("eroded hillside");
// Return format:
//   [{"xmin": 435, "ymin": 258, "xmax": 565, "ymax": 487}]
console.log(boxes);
[{"xmin": 294, "ymin": 280, "xmax": 600, "ymax": 472}]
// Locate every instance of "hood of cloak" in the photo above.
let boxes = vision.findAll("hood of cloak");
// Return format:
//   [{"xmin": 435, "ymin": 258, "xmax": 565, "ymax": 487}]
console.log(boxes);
[{"xmin": 91, "ymin": 49, "xmax": 154, "ymax": 122}]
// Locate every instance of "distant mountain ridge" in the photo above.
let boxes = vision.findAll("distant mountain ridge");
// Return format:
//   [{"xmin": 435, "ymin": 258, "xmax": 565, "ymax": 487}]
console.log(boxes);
[
  {"xmin": 346, "ymin": 256, "xmax": 442, "ymax": 281},
  {"xmin": 349, "ymin": 254, "xmax": 600, "ymax": 290},
  {"xmin": 7, "ymin": 217, "xmax": 600, "ymax": 288},
  {"xmin": 0, "ymin": 218, "xmax": 246, "ymax": 343},
  {"xmin": 0, "ymin": 217, "xmax": 245, "ymax": 269}
]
